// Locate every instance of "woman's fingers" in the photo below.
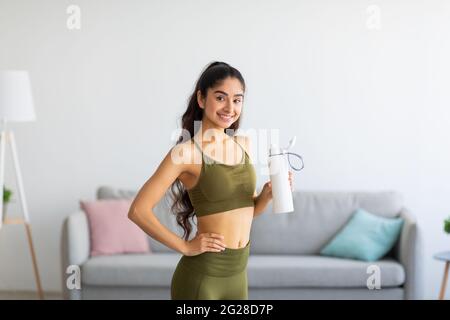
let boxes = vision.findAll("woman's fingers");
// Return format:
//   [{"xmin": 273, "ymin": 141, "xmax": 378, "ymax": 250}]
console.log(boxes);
[
  {"xmin": 195, "ymin": 233, "xmax": 228, "ymax": 253},
  {"xmin": 203, "ymin": 239, "xmax": 225, "ymax": 252},
  {"xmin": 208, "ymin": 237, "xmax": 226, "ymax": 249},
  {"xmin": 199, "ymin": 233, "xmax": 226, "ymax": 249},
  {"xmin": 208, "ymin": 242, "xmax": 226, "ymax": 251},
  {"xmin": 288, "ymin": 171, "xmax": 294, "ymax": 190}
]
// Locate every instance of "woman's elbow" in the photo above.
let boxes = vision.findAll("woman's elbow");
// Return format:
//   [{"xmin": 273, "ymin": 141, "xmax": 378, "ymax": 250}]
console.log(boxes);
[
  {"xmin": 128, "ymin": 205, "xmax": 153, "ymax": 222},
  {"xmin": 128, "ymin": 205, "xmax": 142, "ymax": 222}
]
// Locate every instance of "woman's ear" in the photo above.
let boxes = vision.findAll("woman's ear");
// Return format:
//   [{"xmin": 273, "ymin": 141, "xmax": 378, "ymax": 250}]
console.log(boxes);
[{"xmin": 197, "ymin": 90, "xmax": 205, "ymax": 109}]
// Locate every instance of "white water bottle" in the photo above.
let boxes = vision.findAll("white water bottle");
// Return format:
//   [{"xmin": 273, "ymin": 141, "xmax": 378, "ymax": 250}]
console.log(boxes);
[{"xmin": 268, "ymin": 140, "xmax": 295, "ymax": 214}]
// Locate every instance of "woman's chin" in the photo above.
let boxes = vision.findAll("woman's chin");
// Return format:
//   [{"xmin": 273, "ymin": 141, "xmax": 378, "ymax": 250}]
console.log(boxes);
[
  {"xmin": 220, "ymin": 122, "xmax": 233, "ymax": 129},
  {"xmin": 213, "ymin": 120, "xmax": 234, "ymax": 128}
]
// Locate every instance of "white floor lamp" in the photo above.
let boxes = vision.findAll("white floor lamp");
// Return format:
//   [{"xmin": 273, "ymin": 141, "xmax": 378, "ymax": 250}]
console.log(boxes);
[{"xmin": 0, "ymin": 70, "xmax": 44, "ymax": 299}]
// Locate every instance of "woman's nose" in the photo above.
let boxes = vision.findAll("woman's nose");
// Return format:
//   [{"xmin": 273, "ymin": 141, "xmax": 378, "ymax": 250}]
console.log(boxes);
[{"xmin": 223, "ymin": 100, "xmax": 233, "ymax": 111}]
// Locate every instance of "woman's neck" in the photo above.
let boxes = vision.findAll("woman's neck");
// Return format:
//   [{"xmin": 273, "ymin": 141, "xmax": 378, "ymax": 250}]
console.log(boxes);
[{"xmin": 195, "ymin": 119, "xmax": 230, "ymax": 145}]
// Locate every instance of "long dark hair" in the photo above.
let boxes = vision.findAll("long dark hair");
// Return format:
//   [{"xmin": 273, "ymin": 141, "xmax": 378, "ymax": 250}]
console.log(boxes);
[{"xmin": 169, "ymin": 61, "xmax": 246, "ymax": 241}]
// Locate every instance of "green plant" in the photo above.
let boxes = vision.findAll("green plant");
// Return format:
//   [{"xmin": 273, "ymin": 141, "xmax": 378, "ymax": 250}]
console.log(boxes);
[
  {"xmin": 3, "ymin": 186, "xmax": 12, "ymax": 204},
  {"xmin": 444, "ymin": 217, "xmax": 450, "ymax": 234},
  {"xmin": 445, "ymin": 217, "xmax": 450, "ymax": 234}
]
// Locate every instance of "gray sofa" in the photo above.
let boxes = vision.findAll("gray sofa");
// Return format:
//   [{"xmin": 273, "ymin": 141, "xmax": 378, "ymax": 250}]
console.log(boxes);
[{"xmin": 61, "ymin": 186, "xmax": 420, "ymax": 300}]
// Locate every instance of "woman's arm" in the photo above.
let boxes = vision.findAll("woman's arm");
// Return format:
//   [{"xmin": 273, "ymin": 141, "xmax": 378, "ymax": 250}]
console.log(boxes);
[
  {"xmin": 128, "ymin": 143, "xmax": 190, "ymax": 255},
  {"xmin": 253, "ymin": 187, "xmax": 271, "ymax": 218}
]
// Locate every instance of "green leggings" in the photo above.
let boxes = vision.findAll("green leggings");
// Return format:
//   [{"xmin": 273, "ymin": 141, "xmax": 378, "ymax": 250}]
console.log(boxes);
[{"xmin": 171, "ymin": 240, "xmax": 250, "ymax": 300}]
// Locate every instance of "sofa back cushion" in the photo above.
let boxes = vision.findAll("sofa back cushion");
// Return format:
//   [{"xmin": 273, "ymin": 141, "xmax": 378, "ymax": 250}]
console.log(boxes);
[
  {"xmin": 96, "ymin": 186, "xmax": 402, "ymax": 255},
  {"xmin": 249, "ymin": 191, "xmax": 403, "ymax": 254}
]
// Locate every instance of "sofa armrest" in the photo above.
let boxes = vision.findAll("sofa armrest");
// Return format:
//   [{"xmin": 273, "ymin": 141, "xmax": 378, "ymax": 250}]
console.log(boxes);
[
  {"xmin": 394, "ymin": 207, "xmax": 421, "ymax": 299},
  {"xmin": 60, "ymin": 210, "xmax": 90, "ymax": 300}
]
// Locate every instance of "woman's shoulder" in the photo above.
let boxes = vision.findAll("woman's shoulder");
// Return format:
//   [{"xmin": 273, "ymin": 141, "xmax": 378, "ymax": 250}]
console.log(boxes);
[{"xmin": 169, "ymin": 139, "xmax": 198, "ymax": 167}]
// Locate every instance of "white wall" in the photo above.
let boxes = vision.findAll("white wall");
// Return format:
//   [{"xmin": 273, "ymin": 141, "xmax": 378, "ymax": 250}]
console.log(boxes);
[{"xmin": 0, "ymin": 0, "xmax": 449, "ymax": 299}]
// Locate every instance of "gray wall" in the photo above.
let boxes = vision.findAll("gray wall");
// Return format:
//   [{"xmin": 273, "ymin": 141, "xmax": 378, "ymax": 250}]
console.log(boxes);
[{"xmin": 0, "ymin": 0, "xmax": 449, "ymax": 299}]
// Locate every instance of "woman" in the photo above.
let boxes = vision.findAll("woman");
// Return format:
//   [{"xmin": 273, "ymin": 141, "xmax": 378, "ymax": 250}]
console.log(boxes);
[{"xmin": 128, "ymin": 61, "xmax": 293, "ymax": 300}]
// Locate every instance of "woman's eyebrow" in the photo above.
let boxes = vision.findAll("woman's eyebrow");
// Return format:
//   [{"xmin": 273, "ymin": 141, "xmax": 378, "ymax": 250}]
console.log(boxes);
[{"xmin": 213, "ymin": 90, "xmax": 244, "ymax": 97}]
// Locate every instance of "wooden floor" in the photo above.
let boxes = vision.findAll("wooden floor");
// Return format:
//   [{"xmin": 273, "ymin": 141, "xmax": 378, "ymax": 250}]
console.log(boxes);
[{"xmin": 0, "ymin": 291, "xmax": 62, "ymax": 300}]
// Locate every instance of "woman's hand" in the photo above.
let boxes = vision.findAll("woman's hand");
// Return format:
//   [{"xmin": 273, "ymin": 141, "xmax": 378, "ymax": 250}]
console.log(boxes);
[
  {"xmin": 260, "ymin": 171, "xmax": 294, "ymax": 201},
  {"xmin": 182, "ymin": 232, "xmax": 227, "ymax": 256},
  {"xmin": 289, "ymin": 170, "xmax": 293, "ymax": 190}
]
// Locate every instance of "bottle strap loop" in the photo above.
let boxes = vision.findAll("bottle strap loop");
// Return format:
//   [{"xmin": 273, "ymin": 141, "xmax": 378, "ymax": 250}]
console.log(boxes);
[{"xmin": 270, "ymin": 152, "xmax": 304, "ymax": 171}]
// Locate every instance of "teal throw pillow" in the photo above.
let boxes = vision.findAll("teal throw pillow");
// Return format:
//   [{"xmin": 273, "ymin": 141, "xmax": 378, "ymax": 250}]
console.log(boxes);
[{"xmin": 320, "ymin": 208, "xmax": 404, "ymax": 262}]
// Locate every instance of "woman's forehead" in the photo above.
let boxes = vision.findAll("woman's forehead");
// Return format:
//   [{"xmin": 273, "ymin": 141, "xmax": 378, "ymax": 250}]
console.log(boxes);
[{"xmin": 210, "ymin": 78, "xmax": 244, "ymax": 95}]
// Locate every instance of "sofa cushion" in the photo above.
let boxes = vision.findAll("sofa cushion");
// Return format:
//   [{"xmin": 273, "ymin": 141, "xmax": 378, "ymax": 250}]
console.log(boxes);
[
  {"xmin": 320, "ymin": 208, "xmax": 404, "ymax": 261},
  {"xmin": 247, "ymin": 255, "xmax": 405, "ymax": 288},
  {"xmin": 250, "ymin": 191, "xmax": 403, "ymax": 255},
  {"xmin": 82, "ymin": 253, "xmax": 182, "ymax": 286},
  {"xmin": 81, "ymin": 253, "xmax": 404, "ymax": 288},
  {"xmin": 96, "ymin": 185, "xmax": 137, "ymax": 200},
  {"xmin": 80, "ymin": 199, "xmax": 150, "ymax": 256}
]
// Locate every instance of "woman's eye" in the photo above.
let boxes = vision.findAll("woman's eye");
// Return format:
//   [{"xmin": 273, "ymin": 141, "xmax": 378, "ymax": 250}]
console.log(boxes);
[
  {"xmin": 234, "ymin": 99, "xmax": 241, "ymax": 103},
  {"xmin": 216, "ymin": 96, "xmax": 224, "ymax": 101}
]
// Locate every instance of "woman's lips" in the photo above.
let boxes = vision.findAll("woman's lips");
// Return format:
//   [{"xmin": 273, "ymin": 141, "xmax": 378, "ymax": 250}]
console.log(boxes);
[{"xmin": 217, "ymin": 113, "xmax": 234, "ymax": 122}]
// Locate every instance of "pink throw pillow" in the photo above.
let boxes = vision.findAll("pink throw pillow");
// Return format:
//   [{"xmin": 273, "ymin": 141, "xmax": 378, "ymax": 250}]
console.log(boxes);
[{"xmin": 80, "ymin": 199, "xmax": 151, "ymax": 256}]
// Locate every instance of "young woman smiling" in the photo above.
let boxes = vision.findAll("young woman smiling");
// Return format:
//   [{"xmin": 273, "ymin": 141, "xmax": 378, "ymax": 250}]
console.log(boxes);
[{"xmin": 128, "ymin": 61, "xmax": 293, "ymax": 300}]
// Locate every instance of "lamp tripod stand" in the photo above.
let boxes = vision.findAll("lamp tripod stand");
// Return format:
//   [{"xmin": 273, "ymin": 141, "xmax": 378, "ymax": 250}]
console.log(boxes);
[{"xmin": 0, "ymin": 128, "xmax": 44, "ymax": 299}]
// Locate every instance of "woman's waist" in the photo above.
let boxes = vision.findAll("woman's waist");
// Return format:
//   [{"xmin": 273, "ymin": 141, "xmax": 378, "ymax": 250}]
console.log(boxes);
[
  {"xmin": 197, "ymin": 223, "xmax": 251, "ymax": 247},
  {"xmin": 196, "ymin": 231, "xmax": 250, "ymax": 250},
  {"xmin": 196, "ymin": 210, "xmax": 253, "ymax": 249}
]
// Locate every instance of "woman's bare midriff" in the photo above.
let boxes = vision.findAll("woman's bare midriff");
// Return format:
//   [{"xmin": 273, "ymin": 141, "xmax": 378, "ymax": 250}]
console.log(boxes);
[{"xmin": 196, "ymin": 206, "xmax": 254, "ymax": 249}]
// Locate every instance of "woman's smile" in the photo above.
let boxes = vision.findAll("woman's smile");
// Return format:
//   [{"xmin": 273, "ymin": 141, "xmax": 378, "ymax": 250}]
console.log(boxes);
[{"xmin": 217, "ymin": 112, "xmax": 235, "ymax": 123}]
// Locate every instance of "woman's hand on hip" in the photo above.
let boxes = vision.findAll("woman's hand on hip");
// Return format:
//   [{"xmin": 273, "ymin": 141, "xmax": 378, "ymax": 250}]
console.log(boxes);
[{"xmin": 182, "ymin": 232, "xmax": 227, "ymax": 256}]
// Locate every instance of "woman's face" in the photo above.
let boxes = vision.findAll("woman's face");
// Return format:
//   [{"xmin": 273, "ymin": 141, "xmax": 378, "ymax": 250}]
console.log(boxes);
[{"xmin": 197, "ymin": 77, "xmax": 244, "ymax": 129}]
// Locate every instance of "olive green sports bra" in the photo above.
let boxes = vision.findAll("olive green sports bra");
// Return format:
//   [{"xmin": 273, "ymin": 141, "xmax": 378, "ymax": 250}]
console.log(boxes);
[{"xmin": 187, "ymin": 137, "xmax": 257, "ymax": 217}]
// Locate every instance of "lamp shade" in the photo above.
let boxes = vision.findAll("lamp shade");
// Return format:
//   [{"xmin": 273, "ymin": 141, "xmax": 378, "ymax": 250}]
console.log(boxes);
[{"xmin": 0, "ymin": 70, "xmax": 36, "ymax": 122}]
